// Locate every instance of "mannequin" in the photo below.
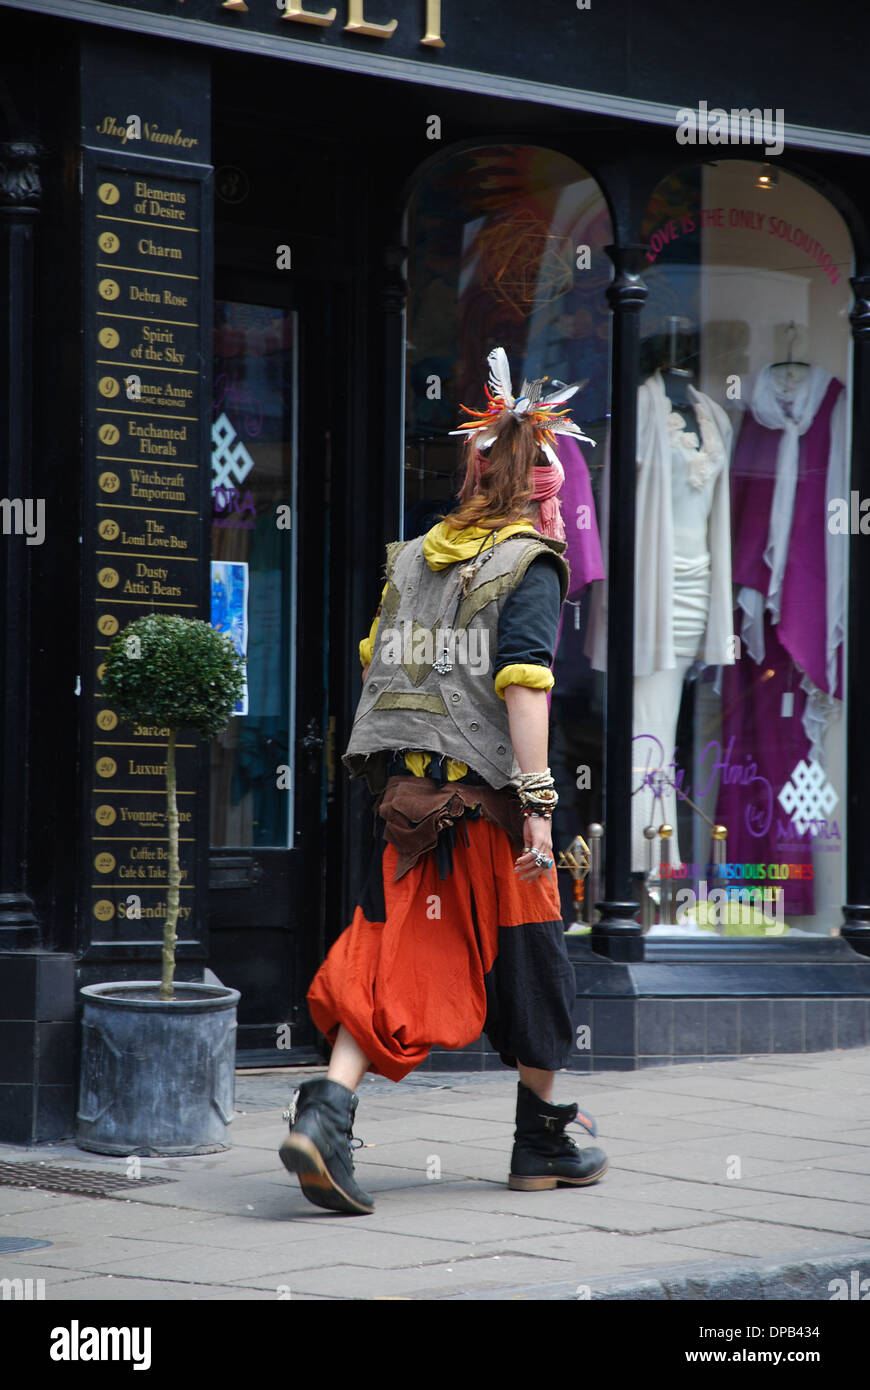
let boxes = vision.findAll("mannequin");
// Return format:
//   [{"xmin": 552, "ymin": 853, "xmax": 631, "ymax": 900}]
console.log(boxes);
[
  {"xmin": 632, "ymin": 361, "xmax": 733, "ymax": 872},
  {"xmin": 585, "ymin": 322, "xmax": 735, "ymax": 876}
]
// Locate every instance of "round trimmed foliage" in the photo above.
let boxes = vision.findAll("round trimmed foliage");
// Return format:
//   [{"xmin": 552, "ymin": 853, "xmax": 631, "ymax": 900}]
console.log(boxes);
[{"xmin": 101, "ymin": 614, "xmax": 246, "ymax": 737}]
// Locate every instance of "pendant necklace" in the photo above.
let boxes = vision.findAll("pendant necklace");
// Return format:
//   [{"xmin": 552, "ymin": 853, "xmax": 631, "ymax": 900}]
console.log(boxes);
[{"xmin": 432, "ymin": 530, "xmax": 499, "ymax": 675}]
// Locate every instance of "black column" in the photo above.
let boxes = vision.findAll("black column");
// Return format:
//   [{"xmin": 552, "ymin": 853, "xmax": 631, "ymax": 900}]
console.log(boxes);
[
  {"xmin": 590, "ymin": 244, "xmax": 648, "ymax": 962},
  {"xmin": 0, "ymin": 137, "xmax": 77, "ymax": 1144},
  {"xmin": 382, "ymin": 238, "xmax": 408, "ymax": 541},
  {"xmin": 0, "ymin": 141, "xmax": 41, "ymax": 949},
  {"xmin": 840, "ymin": 274, "xmax": 870, "ymax": 958}
]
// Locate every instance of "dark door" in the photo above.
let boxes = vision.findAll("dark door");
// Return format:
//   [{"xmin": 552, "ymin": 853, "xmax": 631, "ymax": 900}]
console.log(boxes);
[{"xmin": 207, "ymin": 272, "xmax": 331, "ymax": 1066}]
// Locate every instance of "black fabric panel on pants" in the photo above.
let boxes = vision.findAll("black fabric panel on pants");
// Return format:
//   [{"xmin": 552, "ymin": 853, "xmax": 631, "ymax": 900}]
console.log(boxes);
[
  {"xmin": 482, "ymin": 920, "xmax": 576, "ymax": 1072},
  {"xmin": 358, "ymin": 812, "xmax": 388, "ymax": 923}
]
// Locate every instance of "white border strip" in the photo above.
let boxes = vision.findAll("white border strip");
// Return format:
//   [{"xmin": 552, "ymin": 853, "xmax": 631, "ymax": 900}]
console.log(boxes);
[{"xmin": 5, "ymin": 0, "xmax": 870, "ymax": 158}]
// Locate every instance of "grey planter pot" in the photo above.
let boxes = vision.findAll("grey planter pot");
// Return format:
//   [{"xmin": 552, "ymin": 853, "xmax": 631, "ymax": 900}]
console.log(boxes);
[{"xmin": 76, "ymin": 981, "xmax": 241, "ymax": 1156}]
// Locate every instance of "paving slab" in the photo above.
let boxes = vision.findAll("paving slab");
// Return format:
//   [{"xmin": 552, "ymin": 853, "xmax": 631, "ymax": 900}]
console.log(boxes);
[
  {"xmin": 354, "ymin": 1205, "xmax": 583, "ymax": 1243},
  {"xmin": 652, "ymin": 1220, "xmax": 870, "ymax": 1258},
  {"xmin": 726, "ymin": 1168, "xmax": 870, "ymax": 1203},
  {"xmin": 42, "ymin": 1274, "xmax": 268, "ymax": 1300},
  {"xmin": 717, "ymin": 1196, "xmax": 870, "ymax": 1237}
]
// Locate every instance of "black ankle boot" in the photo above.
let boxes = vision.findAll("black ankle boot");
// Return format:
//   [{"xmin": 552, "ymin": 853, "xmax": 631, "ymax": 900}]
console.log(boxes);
[
  {"xmin": 279, "ymin": 1079, "xmax": 375, "ymax": 1215},
  {"xmin": 509, "ymin": 1082, "xmax": 608, "ymax": 1190}
]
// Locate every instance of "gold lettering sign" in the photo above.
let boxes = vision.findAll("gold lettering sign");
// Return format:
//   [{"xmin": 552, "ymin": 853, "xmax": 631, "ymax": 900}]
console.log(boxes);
[
  {"xmin": 281, "ymin": 1, "xmax": 338, "ymax": 24},
  {"xmin": 421, "ymin": 0, "xmax": 444, "ymax": 46},
  {"xmin": 269, "ymin": 0, "xmax": 444, "ymax": 46},
  {"xmin": 344, "ymin": 0, "xmax": 397, "ymax": 37}
]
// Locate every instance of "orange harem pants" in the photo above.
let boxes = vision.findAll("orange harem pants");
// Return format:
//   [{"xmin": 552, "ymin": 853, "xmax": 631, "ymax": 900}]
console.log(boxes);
[{"xmin": 307, "ymin": 814, "xmax": 576, "ymax": 1083}]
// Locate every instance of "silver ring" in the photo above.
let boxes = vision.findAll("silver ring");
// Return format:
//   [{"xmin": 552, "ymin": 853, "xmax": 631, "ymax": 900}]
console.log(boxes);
[{"xmin": 533, "ymin": 852, "xmax": 553, "ymax": 869}]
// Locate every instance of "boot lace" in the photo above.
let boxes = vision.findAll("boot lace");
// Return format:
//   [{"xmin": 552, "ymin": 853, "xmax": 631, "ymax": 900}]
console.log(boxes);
[
  {"xmin": 281, "ymin": 1088, "xmax": 301, "ymax": 1125},
  {"xmin": 281, "ymin": 1088, "xmax": 371, "ymax": 1150}
]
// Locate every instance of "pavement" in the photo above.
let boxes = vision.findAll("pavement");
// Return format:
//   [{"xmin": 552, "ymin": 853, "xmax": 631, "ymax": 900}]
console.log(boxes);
[{"xmin": 1, "ymin": 1048, "xmax": 870, "ymax": 1301}]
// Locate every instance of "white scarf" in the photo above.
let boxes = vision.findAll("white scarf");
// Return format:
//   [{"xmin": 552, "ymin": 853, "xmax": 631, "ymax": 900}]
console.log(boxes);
[{"xmin": 751, "ymin": 364, "xmax": 832, "ymax": 623}]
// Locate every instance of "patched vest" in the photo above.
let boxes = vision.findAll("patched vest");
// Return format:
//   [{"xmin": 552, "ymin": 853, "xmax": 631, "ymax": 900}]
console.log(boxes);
[{"xmin": 343, "ymin": 531, "xmax": 569, "ymax": 793}]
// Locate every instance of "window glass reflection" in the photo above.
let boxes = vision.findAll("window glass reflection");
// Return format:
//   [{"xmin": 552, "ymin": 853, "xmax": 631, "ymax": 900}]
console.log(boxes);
[
  {"xmin": 631, "ymin": 162, "xmax": 851, "ymax": 937},
  {"xmin": 210, "ymin": 301, "xmax": 296, "ymax": 848}
]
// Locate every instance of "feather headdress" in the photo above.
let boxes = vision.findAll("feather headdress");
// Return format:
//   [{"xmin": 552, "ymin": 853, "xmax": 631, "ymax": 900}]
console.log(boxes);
[{"xmin": 450, "ymin": 346, "xmax": 595, "ymax": 467}]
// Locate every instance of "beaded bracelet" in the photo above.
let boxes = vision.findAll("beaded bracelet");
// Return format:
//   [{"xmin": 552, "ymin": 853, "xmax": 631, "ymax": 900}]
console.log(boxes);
[{"xmin": 518, "ymin": 788, "xmax": 558, "ymax": 808}]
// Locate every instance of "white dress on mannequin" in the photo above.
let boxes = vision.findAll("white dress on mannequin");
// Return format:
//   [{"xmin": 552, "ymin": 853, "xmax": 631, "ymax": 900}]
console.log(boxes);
[
  {"xmin": 585, "ymin": 371, "xmax": 735, "ymax": 872},
  {"xmin": 633, "ymin": 395, "xmax": 728, "ymax": 871}
]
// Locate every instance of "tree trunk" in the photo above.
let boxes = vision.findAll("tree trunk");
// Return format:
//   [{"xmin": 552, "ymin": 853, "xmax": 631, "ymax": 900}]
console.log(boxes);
[{"xmin": 160, "ymin": 727, "xmax": 179, "ymax": 1000}]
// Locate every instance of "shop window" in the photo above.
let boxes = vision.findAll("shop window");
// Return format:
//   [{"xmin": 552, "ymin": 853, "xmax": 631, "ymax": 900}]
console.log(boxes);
[
  {"xmin": 404, "ymin": 144, "xmax": 613, "ymax": 927},
  {"xmin": 623, "ymin": 161, "xmax": 851, "ymax": 938},
  {"xmin": 210, "ymin": 301, "xmax": 297, "ymax": 848}
]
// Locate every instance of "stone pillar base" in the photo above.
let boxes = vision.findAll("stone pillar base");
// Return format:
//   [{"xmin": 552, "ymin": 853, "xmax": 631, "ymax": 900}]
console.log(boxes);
[{"xmin": 0, "ymin": 951, "xmax": 76, "ymax": 1144}]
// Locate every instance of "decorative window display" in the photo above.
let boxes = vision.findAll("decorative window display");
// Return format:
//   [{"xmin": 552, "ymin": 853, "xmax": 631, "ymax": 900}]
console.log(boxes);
[
  {"xmin": 404, "ymin": 151, "xmax": 852, "ymax": 940},
  {"xmin": 618, "ymin": 162, "xmax": 851, "ymax": 937}
]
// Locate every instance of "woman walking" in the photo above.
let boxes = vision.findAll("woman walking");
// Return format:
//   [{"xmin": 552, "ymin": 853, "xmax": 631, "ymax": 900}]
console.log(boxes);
[{"xmin": 279, "ymin": 349, "xmax": 608, "ymax": 1214}]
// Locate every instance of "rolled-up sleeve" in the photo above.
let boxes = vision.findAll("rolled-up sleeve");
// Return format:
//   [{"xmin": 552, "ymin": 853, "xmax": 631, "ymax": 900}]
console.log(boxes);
[
  {"xmin": 359, "ymin": 580, "xmax": 389, "ymax": 667},
  {"xmin": 493, "ymin": 556, "xmax": 562, "ymax": 699}
]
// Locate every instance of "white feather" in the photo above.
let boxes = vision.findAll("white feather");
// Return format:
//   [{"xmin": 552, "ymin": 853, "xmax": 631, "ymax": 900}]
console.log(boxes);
[
  {"xmin": 552, "ymin": 420, "xmax": 596, "ymax": 447},
  {"xmin": 486, "ymin": 347, "xmax": 515, "ymax": 408},
  {"xmin": 540, "ymin": 383, "xmax": 580, "ymax": 406}
]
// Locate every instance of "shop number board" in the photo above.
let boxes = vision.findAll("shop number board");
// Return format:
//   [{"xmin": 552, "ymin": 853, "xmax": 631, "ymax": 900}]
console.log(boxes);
[{"xmin": 84, "ymin": 150, "xmax": 208, "ymax": 946}]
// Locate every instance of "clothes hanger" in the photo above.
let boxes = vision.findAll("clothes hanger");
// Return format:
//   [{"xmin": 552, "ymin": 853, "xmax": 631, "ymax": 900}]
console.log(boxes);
[
  {"xmin": 661, "ymin": 316, "xmax": 698, "ymax": 410},
  {"xmin": 770, "ymin": 321, "xmax": 809, "ymax": 369},
  {"xmin": 662, "ymin": 315, "xmax": 694, "ymax": 380}
]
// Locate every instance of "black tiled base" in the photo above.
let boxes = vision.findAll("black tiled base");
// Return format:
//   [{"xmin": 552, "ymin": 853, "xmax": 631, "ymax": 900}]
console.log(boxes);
[
  {"xmin": 417, "ymin": 997, "xmax": 870, "ymax": 1075},
  {"xmin": 0, "ymin": 954, "xmax": 76, "ymax": 1144}
]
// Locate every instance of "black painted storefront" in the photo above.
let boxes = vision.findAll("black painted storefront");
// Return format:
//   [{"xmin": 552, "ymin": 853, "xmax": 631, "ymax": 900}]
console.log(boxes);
[{"xmin": 1, "ymin": 0, "xmax": 870, "ymax": 1142}]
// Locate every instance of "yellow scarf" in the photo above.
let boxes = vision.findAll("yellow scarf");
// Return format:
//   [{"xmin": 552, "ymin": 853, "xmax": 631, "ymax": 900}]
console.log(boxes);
[
  {"xmin": 371, "ymin": 520, "xmax": 539, "ymax": 782},
  {"xmin": 420, "ymin": 520, "xmax": 537, "ymax": 571}
]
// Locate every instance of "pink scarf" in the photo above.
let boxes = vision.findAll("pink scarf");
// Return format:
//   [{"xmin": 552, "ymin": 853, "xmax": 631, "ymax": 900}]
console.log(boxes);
[{"xmin": 472, "ymin": 450, "xmax": 566, "ymax": 541}]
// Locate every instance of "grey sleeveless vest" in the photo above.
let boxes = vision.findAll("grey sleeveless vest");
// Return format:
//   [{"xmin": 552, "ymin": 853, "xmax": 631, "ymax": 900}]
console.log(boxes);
[{"xmin": 343, "ymin": 530, "xmax": 569, "ymax": 793}]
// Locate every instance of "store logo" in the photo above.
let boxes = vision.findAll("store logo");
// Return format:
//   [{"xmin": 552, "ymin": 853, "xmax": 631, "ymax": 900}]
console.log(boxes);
[
  {"xmin": 777, "ymin": 759, "xmax": 838, "ymax": 836},
  {"xmin": 213, "ymin": 485, "xmax": 257, "ymax": 531},
  {"xmin": 212, "ymin": 412, "xmax": 255, "ymax": 494},
  {"xmin": 675, "ymin": 102, "xmax": 784, "ymax": 157}
]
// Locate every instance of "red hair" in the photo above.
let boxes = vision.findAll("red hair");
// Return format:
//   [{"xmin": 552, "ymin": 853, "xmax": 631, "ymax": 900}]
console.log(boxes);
[{"xmin": 443, "ymin": 413, "xmax": 544, "ymax": 531}]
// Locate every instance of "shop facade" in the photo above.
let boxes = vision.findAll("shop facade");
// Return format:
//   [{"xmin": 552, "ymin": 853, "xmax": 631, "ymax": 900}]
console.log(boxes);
[{"xmin": 1, "ymin": 0, "xmax": 869, "ymax": 1143}]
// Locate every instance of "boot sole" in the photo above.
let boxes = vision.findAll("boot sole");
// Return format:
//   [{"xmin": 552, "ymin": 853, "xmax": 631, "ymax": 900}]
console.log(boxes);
[
  {"xmin": 508, "ymin": 1160, "xmax": 608, "ymax": 1191},
  {"xmin": 279, "ymin": 1133, "xmax": 375, "ymax": 1215}
]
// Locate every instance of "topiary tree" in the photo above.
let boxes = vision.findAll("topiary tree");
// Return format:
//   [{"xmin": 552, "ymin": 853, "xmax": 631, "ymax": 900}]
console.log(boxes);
[{"xmin": 101, "ymin": 614, "xmax": 246, "ymax": 1000}]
